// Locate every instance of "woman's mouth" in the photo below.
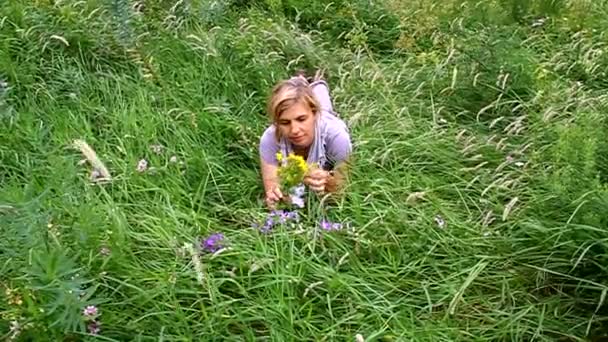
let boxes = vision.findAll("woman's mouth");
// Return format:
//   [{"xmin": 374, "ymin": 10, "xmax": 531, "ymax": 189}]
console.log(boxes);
[{"xmin": 291, "ymin": 136, "xmax": 304, "ymax": 143}]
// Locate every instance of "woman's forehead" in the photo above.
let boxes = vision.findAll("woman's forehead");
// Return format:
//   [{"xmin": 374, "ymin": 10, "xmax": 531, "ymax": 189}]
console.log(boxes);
[{"xmin": 280, "ymin": 102, "xmax": 313, "ymax": 119}]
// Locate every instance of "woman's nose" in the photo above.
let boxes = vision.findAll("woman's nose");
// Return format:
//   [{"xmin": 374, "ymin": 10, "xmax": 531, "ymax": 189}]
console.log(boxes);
[{"xmin": 291, "ymin": 124, "xmax": 301, "ymax": 134}]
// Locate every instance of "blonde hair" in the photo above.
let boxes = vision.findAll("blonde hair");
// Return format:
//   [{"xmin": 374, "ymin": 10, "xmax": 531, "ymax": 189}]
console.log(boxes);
[{"xmin": 267, "ymin": 77, "xmax": 320, "ymax": 141}]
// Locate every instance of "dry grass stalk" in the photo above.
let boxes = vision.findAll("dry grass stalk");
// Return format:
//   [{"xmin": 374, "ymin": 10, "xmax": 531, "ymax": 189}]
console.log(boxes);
[
  {"xmin": 489, "ymin": 117, "xmax": 504, "ymax": 129},
  {"xmin": 72, "ymin": 139, "xmax": 112, "ymax": 183},
  {"xmin": 482, "ymin": 210, "xmax": 495, "ymax": 227},
  {"xmin": 460, "ymin": 161, "xmax": 488, "ymax": 172},
  {"xmin": 502, "ymin": 197, "xmax": 519, "ymax": 221},
  {"xmin": 455, "ymin": 129, "xmax": 468, "ymax": 141},
  {"xmin": 303, "ymin": 281, "xmax": 323, "ymax": 297}
]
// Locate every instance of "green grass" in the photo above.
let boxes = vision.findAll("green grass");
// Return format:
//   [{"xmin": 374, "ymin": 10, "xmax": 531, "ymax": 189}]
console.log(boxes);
[{"xmin": 2, "ymin": 0, "xmax": 608, "ymax": 340}]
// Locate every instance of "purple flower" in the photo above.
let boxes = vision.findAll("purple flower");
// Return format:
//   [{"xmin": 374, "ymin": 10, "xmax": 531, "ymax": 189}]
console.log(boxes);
[
  {"xmin": 87, "ymin": 320, "xmax": 101, "ymax": 335},
  {"xmin": 201, "ymin": 233, "xmax": 224, "ymax": 253},
  {"xmin": 270, "ymin": 210, "xmax": 299, "ymax": 221},
  {"xmin": 277, "ymin": 210, "xmax": 293, "ymax": 224},
  {"xmin": 279, "ymin": 210, "xmax": 300, "ymax": 223},
  {"xmin": 257, "ymin": 210, "xmax": 300, "ymax": 233},
  {"xmin": 320, "ymin": 220, "xmax": 343, "ymax": 232},
  {"xmin": 286, "ymin": 211, "xmax": 299, "ymax": 221},
  {"xmin": 261, "ymin": 217, "xmax": 275, "ymax": 233},
  {"xmin": 270, "ymin": 209, "xmax": 283, "ymax": 215},
  {"xmin": 83, "ymin": 305, "xmax": 98, "ymax": 317},
  {"xmin": 320, "ymin": 220, "xmax": 332, "ymax": 231}
]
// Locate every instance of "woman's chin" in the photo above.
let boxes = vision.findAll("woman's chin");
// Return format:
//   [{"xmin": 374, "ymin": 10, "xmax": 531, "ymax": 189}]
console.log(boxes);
[{"xmin": 291, "ymin": 141, "xmax": 311, "ymax": 148}]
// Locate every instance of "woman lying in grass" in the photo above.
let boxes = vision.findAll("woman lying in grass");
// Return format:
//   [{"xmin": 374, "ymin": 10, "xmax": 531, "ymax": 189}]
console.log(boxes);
[{"xmin": 259, "ymin": 70, "xmax": 352, "ymax": 209}]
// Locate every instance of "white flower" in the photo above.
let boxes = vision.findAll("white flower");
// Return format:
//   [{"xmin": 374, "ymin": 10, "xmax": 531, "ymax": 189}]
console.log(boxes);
[
  {"xmin": 291, "ymin": 195, "xmax": 305, "ymax": 208},
  {"xmin": 434, "ymin": 215, "xmax": 446, "ymax": 229},
  {"xmin": 100, "ymin": 246, "xmax": 111, "ymax": 256},
  {"xmin": 90, "ymin": 169, "xmax": 101, "ymax": 181},
  {"xmin": 169, "ymin": 155, "xmax": 178, "ymax": 163},
  {"xmin": 136, "ymin": 159, "xmax": 148, "ymax": 172},
  {"xmin": 83, "ymin": 305, "xmax": 98, "ymax": 317},
  {"xmin": 150, "ymin": 144, "xmax": 164, "ymax": 155},
  {"xmin": 9, "ymin": 320, "xmax": 21, "ymax": 339},
  {"xmin": 9, "ymin": 320, "xmax": 20, "ymax": 332},
  {"xmin": 292, "ymin": 184, "xmax": 305, "ymax": 197},
  {"xmin": 532, "ymin": 18, "xmax": 546, "ymax": 28}
]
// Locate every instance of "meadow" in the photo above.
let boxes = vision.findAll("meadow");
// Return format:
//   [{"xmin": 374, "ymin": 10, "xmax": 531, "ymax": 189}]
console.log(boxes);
[{"xmin": 1, "ymin": 0, "xmax": 608, "ymax": 340}]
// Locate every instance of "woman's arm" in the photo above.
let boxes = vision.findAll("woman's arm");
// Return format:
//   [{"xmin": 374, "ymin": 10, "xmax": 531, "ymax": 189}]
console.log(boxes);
[
  {"xmin": 260, "ymin": 157, "xmax": 283, "ymax": 209},
  {"xmin": 259, "ymin": 127, "xmax": 284, "ymax": 209},
  {"xmin": 325, "ymin": 157, "xmax": 351, "ymax": 194}
]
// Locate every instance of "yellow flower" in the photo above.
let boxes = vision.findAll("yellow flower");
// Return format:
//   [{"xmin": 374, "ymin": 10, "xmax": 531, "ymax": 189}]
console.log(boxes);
[
  {"xmin": 277, "ymin": 153, "xmax": 309, "ymax": 189},
  {"xmin": 276, "ymin": 152, "xmax": 283, "ymax": 163},
  {"xmin": 286, "ymin": 153, "xmax": 308, "ymax": 174}
]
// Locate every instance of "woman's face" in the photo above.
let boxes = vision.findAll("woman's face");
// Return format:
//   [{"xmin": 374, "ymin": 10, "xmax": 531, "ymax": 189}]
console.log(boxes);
[{"xmin": 277, "ymin": 101, "xmax": 316, "ymax": 148}]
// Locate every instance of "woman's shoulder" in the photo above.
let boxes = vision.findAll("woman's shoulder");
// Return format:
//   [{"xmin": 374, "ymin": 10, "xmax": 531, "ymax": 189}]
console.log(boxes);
[
  {"xmin": 319, "ymin": 112, "xmax": 349, "ymax": 137},
  {"xmin": 259, "ymin": 124, "xmax": 279, "ymax": 164},
  {"xmin": 319, "ymin": 113, "xmax": 351, "ymax": 163},
  {"xmin": 260, "ymin": 124, "xmax": 276, "ymax": 143}
]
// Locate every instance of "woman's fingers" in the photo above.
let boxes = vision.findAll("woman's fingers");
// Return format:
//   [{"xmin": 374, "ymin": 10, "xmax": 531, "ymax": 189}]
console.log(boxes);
[
  {"xmin": 304, "ymin": 176, "xmax": 326, "ymax": 188},
  {"xmin": 265, "ymin": 187, "xmax": 283, "ymax": 208},
  {"xmin": 309, "ymin": 171, "xmax": 332, "ymax": 193},
  {"xmin": 265, "ymin": 194, "xmax": 275, "ymax": 208},
  {"xmin": 310, "ymin": 185, "xmax": 325, "ymax": 193},
  {"xmin": 307, "ymin": 169, "xmax": 327, "ymax": 179},
  {"xmin": 304, "ymin": 177, "xmax": 326, "ymax": 193},
  {"xmin": 303, "ymin": 176, "xmax": 312, "ymax": 186},
  {"xmin": 305, "ymin": 170, "xmax": 328, "ymax": 183},
  {"xmin": 273, "ymin": 187, "xmax": 283, "ymax": 199}
]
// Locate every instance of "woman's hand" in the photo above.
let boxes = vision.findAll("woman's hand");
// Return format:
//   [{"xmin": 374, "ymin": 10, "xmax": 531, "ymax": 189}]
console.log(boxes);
[
  {"xmin": 265, "ymin": 186, "xmax": 283, "ymax": 209},
  {"xmin": 304, "ymin": 169, "xmax": 331, "ymax": 194}
]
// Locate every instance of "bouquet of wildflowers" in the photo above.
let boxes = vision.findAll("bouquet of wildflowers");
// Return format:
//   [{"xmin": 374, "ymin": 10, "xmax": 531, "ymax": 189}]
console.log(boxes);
[
  {"xmin": 276, "ymin": 152, "xmax": 308, "ymax": 208},
  {"xmin": 276, "ymin": 152, "xmax": 308, "ymax": 188}
]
